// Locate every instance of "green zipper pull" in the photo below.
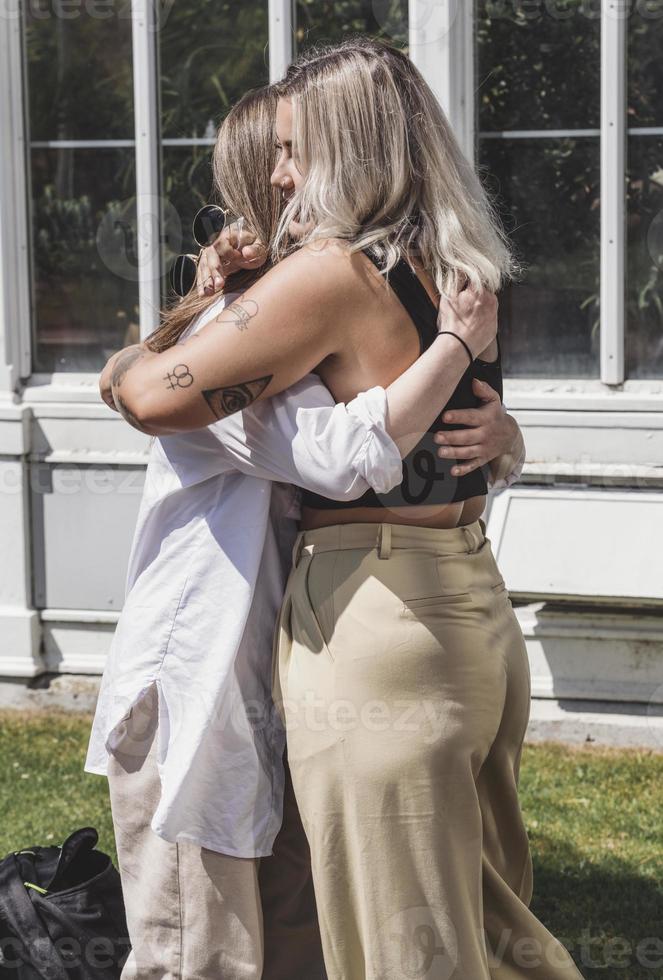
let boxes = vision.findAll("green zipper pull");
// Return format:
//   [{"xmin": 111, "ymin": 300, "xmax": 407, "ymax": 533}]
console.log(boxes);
[{"xmin": 24, "ymin": 881, "xmax": 48, "ymax": 895}]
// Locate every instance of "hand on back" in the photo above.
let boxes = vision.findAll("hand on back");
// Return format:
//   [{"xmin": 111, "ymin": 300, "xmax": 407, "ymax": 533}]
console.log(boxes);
[
  {"xmin": 438, "ymin": 281, "xmax": 498, "ymax": 362},
  {"xmin": 196, "ymin": 222, "xmax": 269, "ymax": 297}
]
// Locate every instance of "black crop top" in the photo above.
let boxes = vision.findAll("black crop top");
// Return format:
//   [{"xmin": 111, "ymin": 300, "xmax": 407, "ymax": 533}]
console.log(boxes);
[{"xmin": 300, "ymin": 248, "xmax": 503, "ymax": 511}]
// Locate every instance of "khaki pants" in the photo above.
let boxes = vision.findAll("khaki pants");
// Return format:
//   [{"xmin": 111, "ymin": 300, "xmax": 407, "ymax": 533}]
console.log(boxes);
[
  {"xmin": 274, "ymin": 518, "xmax": 585, "ymax": 980},
  {"xmin": 106, "ymin": 683, "xmax": 326, "ymax": 980}
]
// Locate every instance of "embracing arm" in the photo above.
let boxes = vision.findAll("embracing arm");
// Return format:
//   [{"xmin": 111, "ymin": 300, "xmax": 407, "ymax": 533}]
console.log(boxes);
[
  {"xmin": 104, "ymin": 323, "xmax": 521, "ymax": 495},
  {"xmin": 108, "ymin": 246, "xmax": 496, "ymax": 452},
  {"xmin": 109, "ymin": 248, "xmax": 342, "ymax": 435},
  {"xmin": 104, "ymin": 257, "xmax": 517, "ymax": 494},
  {"xmin": 214, "ymin": 377, "xmax": 404, "ymax": 500}
]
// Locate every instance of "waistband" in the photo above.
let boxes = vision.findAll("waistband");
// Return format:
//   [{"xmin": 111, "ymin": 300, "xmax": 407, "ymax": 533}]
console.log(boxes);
[{"xmin": 292, "ymin": 518, "xmax": 486, "ymax": 566}]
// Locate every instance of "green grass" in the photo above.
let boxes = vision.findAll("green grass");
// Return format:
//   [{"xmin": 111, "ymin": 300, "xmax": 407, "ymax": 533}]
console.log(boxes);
[
  {"xmin": 0, "ymin": 711, "xmax": 661, "ymax": 979},
  {"xmin": 518, "ymin": 742, "xmax": 663, "ymax": 979},
  {"xmin": 0, "ymin": 710, "xmax": 118, "ymax": 865}
]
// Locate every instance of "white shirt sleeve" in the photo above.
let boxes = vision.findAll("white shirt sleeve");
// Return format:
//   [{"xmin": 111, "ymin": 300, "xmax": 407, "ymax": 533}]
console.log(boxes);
[{"xmin": 211, "ymin": 375, "xmax": 403, "ymax": 500}]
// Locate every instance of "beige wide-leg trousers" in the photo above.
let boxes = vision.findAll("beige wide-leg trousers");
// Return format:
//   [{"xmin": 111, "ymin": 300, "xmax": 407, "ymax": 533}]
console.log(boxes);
[
  {"xmin": 106, "ymin": 682, "xmax": 326, "ymax": 980},
  {"xmin": 274, "ymin": 517, "xmax": 585, "ymax": 980}
]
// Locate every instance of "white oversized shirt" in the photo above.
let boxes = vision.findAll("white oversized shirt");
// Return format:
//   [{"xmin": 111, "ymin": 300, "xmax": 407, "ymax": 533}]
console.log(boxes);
[{"xmin": 84, "ymin": 291, "xmax": 525, "ymax": 857}]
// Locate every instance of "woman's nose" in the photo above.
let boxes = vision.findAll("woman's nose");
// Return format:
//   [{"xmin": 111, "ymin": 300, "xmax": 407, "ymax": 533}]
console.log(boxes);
[{"xmin": 271, "ymin": 165, "xmax": 293, "ymax": 190}]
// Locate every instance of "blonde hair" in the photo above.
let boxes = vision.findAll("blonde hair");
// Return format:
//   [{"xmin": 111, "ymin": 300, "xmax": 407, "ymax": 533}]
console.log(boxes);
[
  {"xmin": 273, "ymin": 37, "xmax": 522, "ymax": 295},
  {"xmin": 146, "ymin": 85, "xmax": 281, "ymax": 353}
]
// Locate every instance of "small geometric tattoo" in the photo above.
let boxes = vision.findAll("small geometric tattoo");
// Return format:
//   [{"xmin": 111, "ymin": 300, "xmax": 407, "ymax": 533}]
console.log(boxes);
[{"xmin": 164, "ymin": 364, "xmax": 194, "ymax": 390}]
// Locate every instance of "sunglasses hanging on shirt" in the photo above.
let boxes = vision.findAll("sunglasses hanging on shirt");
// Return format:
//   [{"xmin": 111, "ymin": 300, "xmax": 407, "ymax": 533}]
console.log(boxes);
[{"xmin": 169, "ymin": 203, "xmax": 236, "ymax": 298}]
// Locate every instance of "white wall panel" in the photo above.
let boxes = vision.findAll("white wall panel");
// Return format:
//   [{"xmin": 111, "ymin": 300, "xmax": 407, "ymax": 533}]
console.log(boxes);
[
  {"xmin": 508, "ymin": 409, "xmax": 663, "ymax": 470},
  {"xmin": 31, "ymin": 464, "xmax": 145, "ymax": 611},
  {"xmin": 488, "ymin": 488, "xmax": 663, "ymax": 604}
]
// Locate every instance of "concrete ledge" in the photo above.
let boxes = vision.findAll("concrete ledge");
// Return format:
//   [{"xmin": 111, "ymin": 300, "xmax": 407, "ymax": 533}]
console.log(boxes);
[
  {"xmin": 526, "ymin": 697, "xmax": 663, "ymax": 752},
  {"xmin": 0, "ymin": 674, "xmax": 101, "ymax": 714}
]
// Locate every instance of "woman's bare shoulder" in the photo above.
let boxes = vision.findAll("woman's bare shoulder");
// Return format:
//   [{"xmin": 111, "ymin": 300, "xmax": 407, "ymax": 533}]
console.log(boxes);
[{"xmin": 250, "ymin": 239, "xmax": 374, "ymax": 313}]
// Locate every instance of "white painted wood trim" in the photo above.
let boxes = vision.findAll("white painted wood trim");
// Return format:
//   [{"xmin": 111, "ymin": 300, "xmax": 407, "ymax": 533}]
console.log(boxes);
[
  {"xmin": 0, "ymin": 1, "xmax": 32, "ymax": 385},
  {"xmin": 600, "ymin": 2, "xmax": 626, "ymax": 384},
  {"xmin": 269, "ymin": 0, "xmax": 293, "ymax": 83},
  {"xmin": 502, "ymin": 379, "xmax": 663, "ymax": 412},
  {"xmin": 131, "ymin": 0, "xmax": 162, "ymax": 340},
  {"xmin": 18, "ymin": 376, "xmax": 663, "ymax": 410},
  {"xmin": 516, "ymin": 603, "xmax": 663, "ymax": 705},
  {"xmin": 40, "ymin": 609, "xmax": 121, "ymax": 624},
  {"xmin": 459, "ymin": 0, "xmax": 475, "ymax": 168},
  {"xmin": 409, "ymin": 0, "xmax": 472, "ymax": 159}
]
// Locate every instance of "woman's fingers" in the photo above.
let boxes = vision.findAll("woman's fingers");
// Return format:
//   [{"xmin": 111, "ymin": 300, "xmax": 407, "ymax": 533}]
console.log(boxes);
[
  {"xmin": 220, "ymin": 225, "xmax": 267, "ymax": 265},
  {"xmin": 436, "ymin": 442, "xmax": 484, "ymax": 460},
  {"xmin": 240, "ymin": 241, "xmax": 268, "ymax": 267},
  {"xmin": 195, "ymin": 228, "xmax": 268, "ymax": 296},
  {"xmin": 196, "ymin": 251, "xmax": 210, "ymax": 297},
  {"xmin": 446, "ymin": 456, "xmax": 483, "ymax": 476},
  {"xmin": 228, "ymin": 224, "xmax": 255, "ymax": 251},
  {"xmin": 433, "ymin": 429, "xmax": 479, "ymax": 445},
  {"xmin": 437, "ymin": 281, "xmax": 498, "ymax": 356},
  {"xmin": 196, "ymin": 246, "xmax": 226, "ymax": 296}
]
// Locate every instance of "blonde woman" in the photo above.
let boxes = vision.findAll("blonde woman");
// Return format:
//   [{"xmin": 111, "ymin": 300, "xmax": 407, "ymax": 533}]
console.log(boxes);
[{"xmin": 90, "ymin": 81, "xmax": 522, "ymax": 979}]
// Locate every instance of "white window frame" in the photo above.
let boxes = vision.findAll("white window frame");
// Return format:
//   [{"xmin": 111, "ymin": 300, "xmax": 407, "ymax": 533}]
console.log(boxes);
[
  {"xmin": 8, "ymin": 0, "xmax": 663, "ymax": 420},
  {"xmin": 131, "ymin": 0, "xmax": 162, "ymax": 341},
  {"xmin": 269, "ymin": 0, "xmax": 294, "ymax": 81},
  {"xmin": 408, "ymin": 0, "xmax": 663, "ymax": 414},
  {"xmin": 0, "ymin": 0, "xmax": 32, "ymax": 388}
]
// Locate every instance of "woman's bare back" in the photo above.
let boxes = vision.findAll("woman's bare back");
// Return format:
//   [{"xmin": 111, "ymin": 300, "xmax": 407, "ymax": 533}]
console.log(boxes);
[{"xmin": 306, "ymin": 243, "xmax": 495, "ymax": 530}]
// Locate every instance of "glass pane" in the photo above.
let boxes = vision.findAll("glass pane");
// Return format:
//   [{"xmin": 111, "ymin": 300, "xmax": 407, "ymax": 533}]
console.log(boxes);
[
  {"xmin": 161, "ymin": 145, "xmax": 216, "ymax": 295},
  {"xmin": 628, "ymin": 2, "xmax": 663, "ymax": 128},
  {"xmin": 627, "ymin": 8, "xmax": 663, "ymax": 379},
  {"xmin": 625, "ymin": 137, "xmax": 663, "ymax": 379},
  {"xmin": 25, "ymin": 0, "xmax": 134, "ymax": 140},
  {"xmin": 477, "ymin": 137, "xmax": 600, "ymax": 378},
  {"xmin": 160, "ymin": 0, "xmax": 269, "ymax": 141},
  {"xmin": 475, "ymin": 0, "xmax": 600, "ymax": 133},
  {"xmin": 31, "ymin": 149, "xmax": 139, "ymax": 373},
  {"xmin": 295, "ymin": 0, "xmax": 408, "ymax": 53}
]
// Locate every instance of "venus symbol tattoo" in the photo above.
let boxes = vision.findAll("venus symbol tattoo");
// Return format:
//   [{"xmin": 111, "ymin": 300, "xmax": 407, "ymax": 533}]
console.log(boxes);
[
  {"xmin": 164, "ymin": 364, "xmax": 194, "ymax": 389},
  {"xmin": 202, "ymin": 375, "xmax": 273, "ymax": 420}
]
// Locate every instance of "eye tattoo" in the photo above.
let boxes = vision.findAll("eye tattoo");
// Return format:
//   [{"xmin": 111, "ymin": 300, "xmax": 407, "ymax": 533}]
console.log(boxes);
[
  {"xmin": 215, "ymin": 300, "xmax": 259, "ymax": 332},
  {"xmin": 111, "ymin": 346, "xmax": 147, "ymax": 388},
  {"xmin": 202, "ymin": 375, "xmax": 273, "ymax": 420},
  {"xmin": 164, "ymin": 364, "xmax": 194, "ymax": 389}
]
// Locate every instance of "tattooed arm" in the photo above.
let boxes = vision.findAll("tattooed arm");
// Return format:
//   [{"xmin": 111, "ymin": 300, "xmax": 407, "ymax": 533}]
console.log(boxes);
[
  {"xmin": 108, "ymin": 242, "xmax": 499, "ymax": 461},
  {"xmin": 102, "ymin": 306, "xmax": 258, "ymax": 433},
  {"xmin": 109, "ymin": 246, "xmax": 347, "ymax": 433},
  {"xmin": 100, "ymin": 343, "xmax": 164, "ymax": 435},
  {"xmin": 109, "ymin": 345, "xmax": 156, "ymax": 432},
  {"xmin": 99, "ymin": 345, "xmax": 144, "ymax": 410}
]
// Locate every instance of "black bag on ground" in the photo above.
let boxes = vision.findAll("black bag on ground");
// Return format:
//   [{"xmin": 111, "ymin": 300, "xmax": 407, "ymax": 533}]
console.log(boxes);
[{"xmin": 0, "ymin": 827, "xmax": 129, "ymax": 979}]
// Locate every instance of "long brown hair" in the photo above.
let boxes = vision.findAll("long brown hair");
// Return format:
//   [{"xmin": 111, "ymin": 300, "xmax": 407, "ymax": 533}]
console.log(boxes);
[{"xmin": 145, "ymin": 85, "xmax": 282, "ymax": 353}]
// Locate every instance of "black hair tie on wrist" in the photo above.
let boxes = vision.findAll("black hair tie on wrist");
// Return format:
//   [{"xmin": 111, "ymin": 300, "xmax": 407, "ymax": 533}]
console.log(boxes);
[{"xmin": 436, "ymin": 330, "xmax": 474, "ymax": 368}]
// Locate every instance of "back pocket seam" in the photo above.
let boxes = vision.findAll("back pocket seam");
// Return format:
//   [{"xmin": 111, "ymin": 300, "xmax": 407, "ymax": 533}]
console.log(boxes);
[{"xmin": 401, "ymin": 592, "xmax": 473, "ymax": 613}]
